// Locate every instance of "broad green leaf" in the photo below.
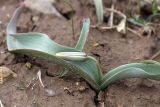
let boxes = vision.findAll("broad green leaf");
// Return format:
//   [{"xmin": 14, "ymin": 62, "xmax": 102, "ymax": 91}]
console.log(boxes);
[
  {"xmin": 93, "ymin": 0, "xmax": 103, "ymax": 23},
  {"xmin": 100, "ymin": 60, "xmax": 160, "ymax": 90},
  {"xmin": 7, "ymin": 5, "xmax": 101, "ymax": 90}
]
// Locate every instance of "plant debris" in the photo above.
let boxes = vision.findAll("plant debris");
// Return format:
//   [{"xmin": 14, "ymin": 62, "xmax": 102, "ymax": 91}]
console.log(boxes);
[
  {"xmin": 0, "ymin": 67, "xmax": 17, "ymax": 84},
  {"xmin": 17, "ymin": 76, "xmax": 37, "ymax": 90},
  {"xmin": 25, "ymin": 62, "xmax": 32, "ymax": 69},
  {"xmin": 0, "ymin": 100, "xmax": 4, "ymax": 107},
  {"xmin": 37, "ymin": 70, "xmax": 45, "ymax": 88}
]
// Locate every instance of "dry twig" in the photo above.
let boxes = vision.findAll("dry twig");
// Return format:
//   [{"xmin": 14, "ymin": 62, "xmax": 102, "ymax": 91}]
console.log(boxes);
[
  {"xmin": 37, "ymin": 70, "xmax": 45, "ymax": 88},
  {"xmin": 0, "ymin": 100, "xmax": 4, "ymax": 107}
]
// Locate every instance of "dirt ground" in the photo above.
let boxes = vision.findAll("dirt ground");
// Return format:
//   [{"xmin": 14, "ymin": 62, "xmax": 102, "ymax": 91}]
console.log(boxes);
[{"xmin": 1, "ymin": 0, "xmax": 160, "ymax": 107}]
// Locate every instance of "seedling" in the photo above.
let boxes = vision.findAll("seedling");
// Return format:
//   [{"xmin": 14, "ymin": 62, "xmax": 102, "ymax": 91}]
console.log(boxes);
[
  {"xmin": 128, "ymin": 0, "xmax": 160, "ymax": 27},
  {"xmin": 7, "ymin": 4, "xmax": 160, "ymax": 91},
  {"xmin": 93, "ymin": 0, "xmax": 104, "ymax": 23}
]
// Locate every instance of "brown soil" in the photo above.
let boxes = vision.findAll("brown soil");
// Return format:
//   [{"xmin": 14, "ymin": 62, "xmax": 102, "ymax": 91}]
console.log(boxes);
[{"xmin": 1, "ymin": 0, "xmax": 160, "ymax": 107}]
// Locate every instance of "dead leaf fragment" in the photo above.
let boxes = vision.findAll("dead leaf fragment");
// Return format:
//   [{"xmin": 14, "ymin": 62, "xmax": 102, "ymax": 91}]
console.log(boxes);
[
  {"xmin": 93, "ymin": 43, "xmax": 100, "ymax": 47},
  {"xmin": 116, "ymin": 18, "xmax": 126, "ymax": 34},
  {"xmin": 64, "ymin": 87, "xmax": 73, "ymax": 94},
  {"xmin": 0, "ymin": 100, "xmax": 4, "ymax": 107},
  {"xmin": 0, "ymin": 67, "xmax": 17, "ymax": 84},
  {"xmin": 141, "ymin": 25, "xmax": 155, "ymax": 37}
]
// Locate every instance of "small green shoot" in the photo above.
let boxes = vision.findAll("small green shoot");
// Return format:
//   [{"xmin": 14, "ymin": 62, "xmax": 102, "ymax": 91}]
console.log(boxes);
[
  {"xmin": 152, "ymin": 0, "xmax": 159, "ymax": 14},
  {"xmin": 93, "ymin": 0, "xmax": 104, "ymax": 23},
  {"xmin": 128, "ymin": 0, "xmax": 160, "ymax": 27}
]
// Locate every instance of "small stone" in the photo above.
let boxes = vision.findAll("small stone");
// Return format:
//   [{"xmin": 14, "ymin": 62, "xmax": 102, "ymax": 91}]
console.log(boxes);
[
  {"xmin": 32, "ymin": 16, "xmax": 39, "ymax": 22},
  {"xmin": 0, "ymin": 50, "xmax": 7, "ymax": 54},
  {"xmin": 64, "ymin": 87, "xmax": 73, "ymax": 94},
  {"xmin": 93, "ymin": 43, "xmax": 100, "ymax": 47},
  {"xmin": 78, "ymin": 86, "xmax": 86, "ymax": 92},
  {"xmin": 45, "ymin": 89, "xmax": 56, "ymax": 97},
  {"xmin": 6, "ymin": 13, "xmax": 11, "ymax": 19},
  {"xmin": 75, "ymin": 82, "xmax": 80, "ymax": 86},
  {"xmin": 25, "ymin": 62, "xmax": 32, "ymax": 69}
]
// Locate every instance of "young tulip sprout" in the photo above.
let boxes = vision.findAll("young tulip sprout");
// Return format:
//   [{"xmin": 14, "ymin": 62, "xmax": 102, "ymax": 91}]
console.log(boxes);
[
  {"xmin": 93, "ymin": 0, "xmax": 104, "ymax": 23},
  {"xmin": 7, "ymin": 3, "xmax": 160, "ymax": 91}
]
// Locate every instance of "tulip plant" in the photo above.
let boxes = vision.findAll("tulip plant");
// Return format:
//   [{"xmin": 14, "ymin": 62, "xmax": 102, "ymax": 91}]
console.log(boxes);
[
  {"xmin": 7, "ymin": 4, "xmax": 160, "ymax": 91},
  {"xmin": 93, "ymin": 0, "xmax": 104, "ymax": 23}
]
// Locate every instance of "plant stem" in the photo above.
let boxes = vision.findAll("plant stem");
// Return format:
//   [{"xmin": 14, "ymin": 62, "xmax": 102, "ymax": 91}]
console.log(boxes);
[{"xmin": 108, "ymin": 0, "xmax": 114, "ymax": 27}]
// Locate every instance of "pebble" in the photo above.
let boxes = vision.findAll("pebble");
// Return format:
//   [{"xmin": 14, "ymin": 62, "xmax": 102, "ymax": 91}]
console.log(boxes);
[
  {"xmin": 25, "ymin": 62, "xmax": 32, "ymax": 69},
  {"xmin": 45, "ymin": 89, "xmax": 57, "ymax": 97},
  {"xmin": 32, "ymin": 16, "xmax": 39, "ymax": 22}
]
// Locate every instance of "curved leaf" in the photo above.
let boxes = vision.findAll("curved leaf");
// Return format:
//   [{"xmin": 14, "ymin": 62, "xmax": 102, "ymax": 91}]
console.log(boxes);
[
  {"xmin": 75, "ymin": 19, "xmax": 90, "ymax": 51},
  {"xmin": 100, "ymin": 60, "xmax": 160, "ymax": 90},
  {"xmin": 7, "ymin": 5, "xmax": 102, "ymax": 90}
]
